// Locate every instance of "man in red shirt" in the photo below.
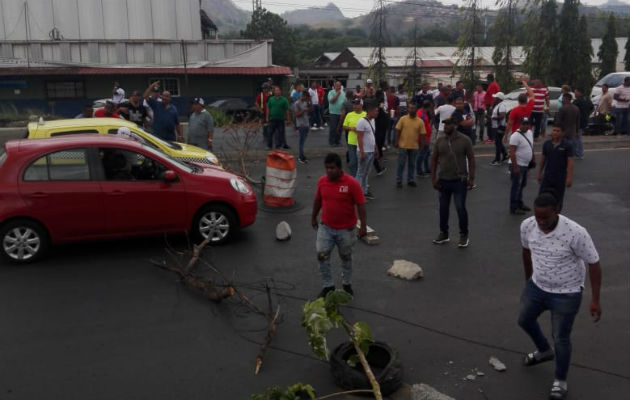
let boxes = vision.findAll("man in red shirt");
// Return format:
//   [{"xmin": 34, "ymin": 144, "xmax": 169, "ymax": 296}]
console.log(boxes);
[
  {"xmin": 311, "ymin": 153, "xmax": 367, "ymax": 298},
  {"xmin": 93, "ymin": 100, "xmax": 120, "ymax": 118},
  {"xmin": 484, "ymin": 74, "xmax": 500, "ymax": 140},
  {"xmin": 506, "ymin": 78, "xmax": 535, "ymax": 137}
]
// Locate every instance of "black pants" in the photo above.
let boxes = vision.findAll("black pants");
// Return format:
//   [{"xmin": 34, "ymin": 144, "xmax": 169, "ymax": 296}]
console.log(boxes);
[
  {"xmin": 531, "ymin": 111, "xmax": 544, "ymax": 139},
  {"xmin": 373, "ymin": 129, "xmax": 386, "ymax": 173},
  {"xmin": 439, "ymin": 179, "xmax": 469, "ymax": 235},
  {"xmin": 540, "ymin": 177, "xmax": 566, "ymax": 212},
  {"xmin": 493, "ymin": 128, "xmax": 508, "ymax": 162}
]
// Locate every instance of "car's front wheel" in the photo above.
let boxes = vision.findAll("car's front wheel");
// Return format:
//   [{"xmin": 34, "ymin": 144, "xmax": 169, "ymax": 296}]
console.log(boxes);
[
  {"xmin": 0, "ymin": 219, "xmax": 49, "ymax": 264},
  {"xmin": 192, "ymin": 204, "xmax": 238, "ymax": 245}
]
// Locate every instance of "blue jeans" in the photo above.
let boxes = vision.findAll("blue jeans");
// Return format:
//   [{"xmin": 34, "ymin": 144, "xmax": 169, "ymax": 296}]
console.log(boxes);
[
  {"xmin": 267, "ymin": 119, "xmax": 286, "ymax": 148},
  {"xmin": 329, "ymin": 114, "xmax": 341, "ymax": 145},
  {"xmin": 396, "ymin": 148, "xmax": 418, "ymax": 183},
  {"xmin": 298, "ymin": 126, "xmax": 309, "ymax": 159},
  {"xmin": 416, "ymin": 146, "xmax": 430, "ymax": 174},
  {"xmin": 356, "ymin": 151, "xmax": 374, "ymax": 194},
  {"xmin": 347, "ymin": 144, "xmax": 358, "ymax": 177},
  {"xmin": 310, "ymin": 104, "xmax": 322, "ymax": 127},
  {"xmin": 386, "ymin": 117, "xmax": 397, "ymax": 145},
  {"xmin": 509, "ymin": 164, "xmax": 529, "ymax": 211},
  {"xmin": 316, "ymin": 224, "xmax": 357, "ymax": 287},
  {"xmin": 493, "ymin": 129, "xmax": 507, "ymax": 162},
  {"xmin": 573, "ymin": 129, "xmax": 584, "ymax": 158},
  {"xmin": 614, "ymin": 108, "xmax": 629, "ymax": 135},
  {"xmin": 438, "ymin": 179, "xmax": 468, "ymax": 235},
  {"xmin": 518, "ymin": 280, "xmax": 582, "ymax": 381}
]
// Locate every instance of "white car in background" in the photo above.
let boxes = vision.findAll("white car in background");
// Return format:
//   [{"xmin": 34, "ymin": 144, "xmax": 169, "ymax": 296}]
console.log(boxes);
[
  {"xmin": 502, "ymin": 86, "xmax": 571, "ymax": 123},
  {"xmin": 590, "ymin": 72, "xmax": 630, "ymax": 106}
]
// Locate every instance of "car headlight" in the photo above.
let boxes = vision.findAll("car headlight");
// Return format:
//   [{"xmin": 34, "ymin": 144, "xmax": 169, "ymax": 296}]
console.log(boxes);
[
  {"xmin": 205, "ymin": 154, "xmax": 219, "ymax": 165},
  {"xmin": 230, "ymin": 178, "xmax": 251, "ymax": 194}
]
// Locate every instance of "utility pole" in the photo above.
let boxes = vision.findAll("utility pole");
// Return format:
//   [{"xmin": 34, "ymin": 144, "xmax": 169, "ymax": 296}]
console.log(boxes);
[
  {"xmin": 369, "ymin": 0, "xmax": 388, "ymax": 86},
  {"xmin": 506, "ymin": 0, "xmax": 512, "ymax": 80},
  {"xmin": 253, "ymin": 0, "xmax": 262, "ymax": 12},
  {"xmin": 412, "ymin": 22, "xmax": 419, "ymax": 92}
]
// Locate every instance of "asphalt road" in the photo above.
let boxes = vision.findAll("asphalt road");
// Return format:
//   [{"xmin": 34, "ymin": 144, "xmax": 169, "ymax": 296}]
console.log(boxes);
[{"xmin": 1, "ymin": 147, "xmax": 628, "ymax": 400}]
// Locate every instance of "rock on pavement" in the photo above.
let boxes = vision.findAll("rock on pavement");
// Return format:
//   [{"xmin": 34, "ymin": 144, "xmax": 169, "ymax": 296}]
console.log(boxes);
[
  {"xmin": 489, "ymin": 356, "xmax": 507, "ymax": 372},
  {"xmin": 275, "ymin": 221, "xmax": 291, "ymax": 241},
  {"xmin": 388, "ymin": 260, "xmax": 424, "ymax": 280}
]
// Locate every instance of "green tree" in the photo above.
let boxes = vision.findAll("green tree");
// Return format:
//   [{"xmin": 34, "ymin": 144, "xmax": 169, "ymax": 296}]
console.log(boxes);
[
  {"xmin": 575, "ymin": 15, "xmax": 595, "ymax": 92},
  {"xmin": 625, "ymin": 25, "xmax": 630, "ymax": 71},
  {"xmin": 242, "ymin": 8, "xmax": 296, "ymax": 67},
  {"xmin": 523, "ymin": 0, "xmax": 558, "ymax": 85},
  {"xmin": 492, "ymin": 3, "xmax": 517, "ymax": 93},
  {"xmin": 553, "ymin": 0, "xmax": 581, "ymax": 86},
  {"xmin": 456, "ymin": 0, "xmax": 483, "ymax": 92},
  {"xmin": 597, "ymin": 14, "xmax": 618, "ymax": 78}
]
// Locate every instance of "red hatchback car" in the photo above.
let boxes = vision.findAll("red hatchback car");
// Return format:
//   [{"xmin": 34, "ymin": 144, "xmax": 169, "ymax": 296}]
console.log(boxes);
[{"xmin": 0, "ymin": 135, "xmax": 257, "ymax": 264}]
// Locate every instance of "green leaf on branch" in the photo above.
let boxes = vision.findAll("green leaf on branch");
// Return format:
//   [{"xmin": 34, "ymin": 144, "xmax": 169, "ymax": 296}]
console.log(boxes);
[
  {"xmin": 353, "ymin": 321, "xmax": 374, "ymax": 356},
  {"xmin": 302, "ymin": 298, "xmax": 335, "ymax": 360},
  {"xmin": 248, "ymin": 383, "xmax": 315, "ymax": 400}
]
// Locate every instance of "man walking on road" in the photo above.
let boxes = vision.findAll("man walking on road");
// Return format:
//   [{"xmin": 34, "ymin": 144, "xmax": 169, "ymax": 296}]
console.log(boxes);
[
  {"xmin": 266, "ymin": 86, "xmax": 291, "ymax": 150},
  {"xmin": 342, "ymin": 99, "xmax": 366, "ymax": 177},
  {"xmin": 556, "ymin": 93, "xmax": 580, "ymax": 153},
  {"xmin": 518, "ymin": 191, "xmax": 602, "ymax": 400},
  {"xmin": 187, "ymin": 97, "xmax": 214, "ymax": 151},
  {"xmin": 355, "ymin": 103, "xmax": 379, "ymax": 200},
  {"xmin": 143, "ymin": 81, "xmax": 182, "ymax": 141},
  {"xmin": 311, "ymin": 153, "xmax": 367, "ymax": 298},
  {"xmin": 327, "ymin": 81, "xmax": 347, "ymax": 146},
  {"xmin": 537, "ymin": 125, "xmax": 574, "ymax": 211},
  {"xmin": 430, "ymin": 118, "xmax": 475, "ymax": 248},
  {"xmin": 394, "ymin": 102, "xmax": 426, "ymax": 188},
  {"xmin": 572, "ymin": 88, "xmax": 593, "ymax": 159},
  {"xmin": 472, "ymin": 83, "xmax": 487, "ymax": 142},
  {"xmin": 293, "ymin": 90, "xmax": 311, "ymax": 163},
  {"xmin": 309, "ymin": 81, "xmax": 323, "ymax": 130},
  {"xmin": 508, "ymin": 117, "xmax": 535, "ymax": 215}
]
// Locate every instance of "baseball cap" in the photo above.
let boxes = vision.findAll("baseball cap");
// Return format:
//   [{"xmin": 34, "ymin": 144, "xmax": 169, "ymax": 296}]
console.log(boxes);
[
  {"xmin": 443, "ymin": 117, "xmax": 456, "ymax": 125},
  {"xmin": 366, "ymin": 79, "xmax": 373, "ymax": 84},
  {"xmin": 521, "ymin": 117, "xmax": 531, "ymax": 125},
  {"xmin": 351, "ymin": 98, "xmax": 362, "ymax": 105},
  {"xmin": 192, "ymin": 97, "xmax": 205, "ymax": 105},
  {"xmin": 493, "ymin": 92, "xmax": 506, "ymax": 100}
]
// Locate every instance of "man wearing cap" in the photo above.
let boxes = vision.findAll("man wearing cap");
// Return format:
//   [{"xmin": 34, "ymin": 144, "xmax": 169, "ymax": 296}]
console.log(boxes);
[
  {"xmin": 430, "ymin": 117, "xmax": 475, "ymax": 248},
  {"xmin": 490, "ymin": 92, "xmax": 509, "ymax": 165},
  {"xmin": 188, "ymin": 98, "xmax": 214, "ymax": 151},
  {"xmin": 118, "ymin": 91, "xmax": 148, "ymax": 128},
  {"xmin": 509, "ymin": 117, "xmax": 535, "ymax": 215},
  {"xmin": 143, "ymin": 81, "xmax": 182, "ymax": 142}
]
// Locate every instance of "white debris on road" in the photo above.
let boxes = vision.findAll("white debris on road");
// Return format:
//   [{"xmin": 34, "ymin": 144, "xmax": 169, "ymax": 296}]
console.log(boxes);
[
  {"xmin": 387, "ymin": 259, "xmax": 424, "ymax": 280},
  {"xmin": 410, "ymin": 383, "xmax": 456, "ymax": 400},
  {"xmin": 275, "ymin": 221, "xmax": 291, "ymax": 241},
  {"xmin": 489, "ymin": 356, "xmax": 507, "ymax": 372}
]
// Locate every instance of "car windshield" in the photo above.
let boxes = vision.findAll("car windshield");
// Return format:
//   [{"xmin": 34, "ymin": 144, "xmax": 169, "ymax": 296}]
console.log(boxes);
[
  {"xmin": 140, "ymin": 145, "xmax": 192, "ymax": 173},
  {"xmin": 596, "ymin": 74, "xmax": 627, "ymax": 88},
  {"xmin": 133, "ymin": 127, "xmax": 182, "ymax": 150},
  {"xmin": 506, "ymin": 89, "xmax": 524, "ymax": 100},
  {"xmin": 0, "ymin": 145, "xmax": 6, "ymax": 168}
]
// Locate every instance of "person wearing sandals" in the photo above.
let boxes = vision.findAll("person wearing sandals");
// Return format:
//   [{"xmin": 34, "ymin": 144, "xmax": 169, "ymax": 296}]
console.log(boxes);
[{"xmin": 518, "ymin": 191, "xmax": 602, "ymax": 400}]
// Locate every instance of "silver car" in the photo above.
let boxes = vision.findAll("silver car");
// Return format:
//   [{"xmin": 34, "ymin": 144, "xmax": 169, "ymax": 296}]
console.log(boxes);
[
  {"xmin": 590, "ymin": 72, "xmax": 630, "ymax": 106},
  {"xmin": 502, "ymin": 86, "xmax": 571, "ymax": 123}
]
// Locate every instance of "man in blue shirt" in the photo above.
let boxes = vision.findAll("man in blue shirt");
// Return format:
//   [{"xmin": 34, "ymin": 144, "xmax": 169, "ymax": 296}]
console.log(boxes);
[{"xmin": 143, "ymin": 81, "xmax": 182, "ymax": 141}]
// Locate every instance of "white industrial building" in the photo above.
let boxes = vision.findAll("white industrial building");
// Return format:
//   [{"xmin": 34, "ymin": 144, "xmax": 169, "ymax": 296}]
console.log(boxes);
[{"xmin": 0, "ymin": 0, "xmax": 290, "ymax": 117}]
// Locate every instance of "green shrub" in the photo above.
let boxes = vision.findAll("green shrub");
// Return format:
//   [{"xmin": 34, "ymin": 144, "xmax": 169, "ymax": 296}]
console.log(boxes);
[{"xmin": 206, "ymin": 107, "xmax": 231, "ymax": 127}]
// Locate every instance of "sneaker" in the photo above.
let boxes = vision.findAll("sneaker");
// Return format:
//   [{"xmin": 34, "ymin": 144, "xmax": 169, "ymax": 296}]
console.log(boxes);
[
  {"xmin": 396, "ymin": 181, "xmax": 403, "ymax": 188},
  {"xmin": 342, "ymin": 284, "xmax": 354, "ymax": 295},
  {"xmin": 324, "ymin": 123, "xmax": 328, "ymax": 127},
  {"xmin": 318, "ymin": 286, "xmax": 335, "ymax": 299},
  {"xmin": 490, "ymin": 160, "xmax": 500, "ymax": 166},
  {"xmin": 511, "ymin": 208, "xmax": 526, "ymax": 215},
  {"xmin": 282, "ymin": 144, "xmax": 291, "ymax": 149},
  {"xmin": 519, "ymin": 205, "xmax": 531, "ymax": 212},
  {"xmin": 408, "ymin": 181, "xmax": 417, "ymax": 187},
  {"xmin": 297, "ymin": 157, "xmax": 307, "ymax": 164},
  {"xmin": 365, "ymin": 191, "xmax": 375, "ymax": 200},
  {"xmin": 376, "ymin": 167, "xmax": 387, "ymax": 176},
  {"xmin": 458, "ymin": 235, "xmax": 469, "ymax": 248},
  {"xmin": 432, "ymin": 232, "xmax": 450, "ymax": 244}
]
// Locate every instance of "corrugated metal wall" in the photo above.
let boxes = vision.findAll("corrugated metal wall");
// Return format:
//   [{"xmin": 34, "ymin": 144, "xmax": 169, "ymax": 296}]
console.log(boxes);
[{"xmin": 0, "ymin": 0, "xmax": 202, "ymax": 40}]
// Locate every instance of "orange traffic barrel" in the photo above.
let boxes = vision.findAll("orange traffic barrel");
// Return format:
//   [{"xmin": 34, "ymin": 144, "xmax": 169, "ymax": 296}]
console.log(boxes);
[{"xmin": 263, "ymin": 150, "xmax": 297, "ymax": 207}]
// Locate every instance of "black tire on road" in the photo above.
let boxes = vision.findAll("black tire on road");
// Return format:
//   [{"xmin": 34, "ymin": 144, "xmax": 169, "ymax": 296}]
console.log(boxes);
[
  {"xmin": 192, "ymin": 204, "xmax": 238, "ymax": 245},
  {"xmin": 0, "ymin": 219, "xmax": 49, "ymax": 264},
  {"xmin": 330, "ymin": 341, "xmax": 403, "ymax": 396}
]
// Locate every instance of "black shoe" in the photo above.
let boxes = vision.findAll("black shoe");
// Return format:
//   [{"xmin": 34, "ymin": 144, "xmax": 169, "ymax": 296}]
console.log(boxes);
[
  {"xmin": 520, "ymin": 205, "xmax": 531, "ymax": 212},
  {"xmin": 297, "ymin": 157, "xmax": 307, "ymax": 164},
  {"xmin": 282, "ymin": 144, "xmax": 291, "ymax": 149},
  {"xmin": 318, "ymin": 286, "xmax": 335, "ymax": 299},
  {"xmin": 396, "ymin": 181, "xmax": 403, "ymax": 188},
  {"xmin": 408, "ymin": 181, "xmax": 417, "ymax": 187},
  {"xmin": 376, "ymin": 167, "xmax": 387, "ymax": 176},
  {"xmin": 342, "ymin": 284, "xmax": 354, "ymax": 295},
  {"xmin": 511, "ymin": 208, "xmax": 526, "ymax": 215},
  {"xmin": 365, "ymin": 191, "xmax": 375, "ymax": 200}
]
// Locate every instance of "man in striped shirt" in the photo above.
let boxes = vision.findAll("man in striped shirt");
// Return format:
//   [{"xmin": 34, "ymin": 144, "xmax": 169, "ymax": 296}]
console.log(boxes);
[{"xmin": 531, "ymin": 79, "xmax": 550, "ymax": 140}]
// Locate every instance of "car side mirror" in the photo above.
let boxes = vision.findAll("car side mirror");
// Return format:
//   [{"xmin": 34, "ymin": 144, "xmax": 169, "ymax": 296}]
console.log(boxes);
[{"xmin": 163, "ymin": 170, "xmax": 177, "ymax": 182}]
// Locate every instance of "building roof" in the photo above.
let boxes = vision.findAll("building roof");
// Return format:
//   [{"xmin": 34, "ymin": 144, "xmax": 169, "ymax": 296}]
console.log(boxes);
[{"xmin": 0, "ymin": 66, "xmax": 292, "ymax": 76}]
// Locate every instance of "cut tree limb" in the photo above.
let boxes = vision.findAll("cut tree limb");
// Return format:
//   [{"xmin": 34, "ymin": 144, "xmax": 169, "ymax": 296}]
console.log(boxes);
[
  {"xmin": 342, "ymin": 321, "xmax": 383, "ymax": 400},
  {"xmin": 255, "ymin": 304, "xmax": 281, "ymax": 375}
]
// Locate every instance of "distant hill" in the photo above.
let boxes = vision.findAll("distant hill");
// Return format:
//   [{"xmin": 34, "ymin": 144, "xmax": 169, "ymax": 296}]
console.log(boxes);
[
  {"xmin": 201, "ymin": 0, "xmax": 250, "ymax": 34},
  {"xmin": 282, "ymin": 3, "xmax": 345, "ymax": 26},
  {"xmin": 600, "ymin": 0, "xmax": 630, "ymax": 15}
]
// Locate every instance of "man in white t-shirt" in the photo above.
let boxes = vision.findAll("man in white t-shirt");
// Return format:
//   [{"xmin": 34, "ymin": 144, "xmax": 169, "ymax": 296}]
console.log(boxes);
[
  {"xmin": 490, "ymin": 92, "xmax": 508, "ymax": 165},
  {"xmin": 308, "ymin": 82, "xmax": 322, "ymax": 130},
  {"xmin": 508, "ymin": 117, "xmax": 535, "ymax": 215},
  {"xmin": 518, "ymin": 191, "xmax": 602, "ymax": 400},
  {"xmin": 355, "ymin": 102, "xmax": 378, "ymax": 199},
  {"xmin": 434, "ymin": 99, "xmax": 456, "ymax": 134},
  {"xmin": 112, "ymin": 81, "xmax": 125, "ymax": 105},
  {"xmin": 613, "ymin": 76, "xmax": 630, "ymax": 135}
]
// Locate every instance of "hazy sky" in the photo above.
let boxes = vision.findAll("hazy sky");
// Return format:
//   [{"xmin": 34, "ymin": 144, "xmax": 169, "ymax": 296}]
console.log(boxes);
[{"xmin": 231, "ymin": 0, "xmax": 629, "ymax": 18}]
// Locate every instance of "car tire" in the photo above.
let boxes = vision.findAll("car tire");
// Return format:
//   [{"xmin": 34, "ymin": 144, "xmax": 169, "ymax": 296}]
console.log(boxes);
[
  {"xmin": 330, "ymin": 341, "xmax": 403, "ymax": 396},
  {"xmin": 0, "ymin": 219, "xmax": 49, "ymax": 264},
  {"xmin": 192, "ymin": 204, "xmax": 238, "ymax": 245}
]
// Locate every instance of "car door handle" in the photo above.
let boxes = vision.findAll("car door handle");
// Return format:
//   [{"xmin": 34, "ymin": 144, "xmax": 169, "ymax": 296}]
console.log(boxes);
[
  {"xmin": 27, "ymin": 192, "xmax": 48, "ymax": 198},
  {"xmin": 107, "ymin": 190, "xmax": 125, "ymax": 196}
]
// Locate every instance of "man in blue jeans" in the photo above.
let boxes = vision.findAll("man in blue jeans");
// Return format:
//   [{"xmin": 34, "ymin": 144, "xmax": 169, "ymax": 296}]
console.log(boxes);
[
  {"xmin": 327, "ymin": 81, "xmax": 347, "ymax": 146},
  {"xmin": 430, "ymin": 117, "xmax": 475, "ymax": 248},
  {"xmin": 508, "ymin": 117, "xmax": 534, "ymax": 215},
  {"xmin": 519, "ymin": 191, "xmax": 602, "ymax": 400},
  {"xmin": 311, "ymin": 153, "xmax": 367, "ymax": 298}
]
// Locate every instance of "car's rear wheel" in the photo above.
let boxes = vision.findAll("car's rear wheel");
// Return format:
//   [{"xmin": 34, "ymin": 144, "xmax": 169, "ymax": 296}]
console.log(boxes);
[
  {"xmin": 0, "ymin": 219, "xmax": 49, "ymax": 264},
  {"xmin": 192, "ymin": 204, "xmax": 238, "ymax": 245}
]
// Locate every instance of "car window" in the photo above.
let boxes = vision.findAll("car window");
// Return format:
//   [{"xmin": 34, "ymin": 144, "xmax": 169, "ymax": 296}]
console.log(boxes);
[
  {"xmin": 506, "ymin": 90, "xmax": 523, "ymax": 100},
  {"xmin": 107, "ymin": 128, "xmax": 150, "ymax": 147},
  {"xmin": 604, "ymin": 75, "xmax": 625, "ymax": 88},
  {"xmin": 0, "ymin": 146, "xmax": 6, "ymax": 168},
  {"xmin": 23, "ymin": 148, "xmax": 91, "ymax": 181},
  {"xmin": 51, "ymin": 129, "xmax": 99, "ymax": 137},
  {"xmin": 99, "ymin": 148, "xmax": 169, "ymax": 181}
]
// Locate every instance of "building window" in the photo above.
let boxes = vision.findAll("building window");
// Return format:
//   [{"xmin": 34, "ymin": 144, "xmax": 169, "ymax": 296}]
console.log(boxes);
[
  {"xmin": 45, "ymin": 81, "xmax": 85, "ymax": 99},
  {"xmin": 148, "ymin": 78, "xmax": 180, "ymax": 97}
]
